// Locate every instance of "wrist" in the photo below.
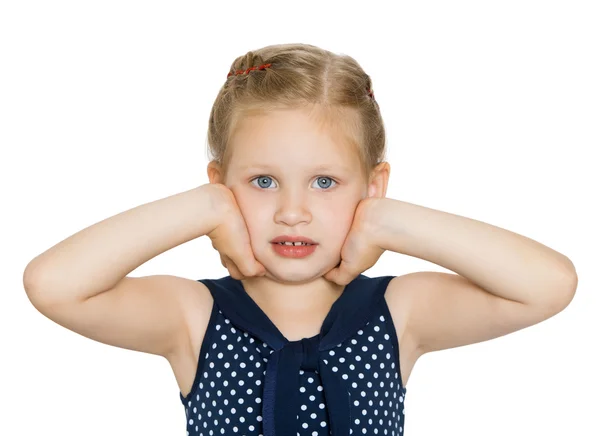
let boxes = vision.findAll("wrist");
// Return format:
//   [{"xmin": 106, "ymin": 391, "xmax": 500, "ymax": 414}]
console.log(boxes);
[
  {"xmin": 197, "ymin": 183, "xmax": 230, "ymax": 233},
  {"xmin": 369, "ymin": 197, "xmax": 411, "ymax": 252},
  {"xmin": 360, "ymin": 196, "xmax": 393, "ymax": 250}
]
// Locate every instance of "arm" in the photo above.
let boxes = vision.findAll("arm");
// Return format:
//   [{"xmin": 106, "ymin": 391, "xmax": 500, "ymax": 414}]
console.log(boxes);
[
  {"xmin": 24, "ymin": 185, "xmax": 221, "ymax": 303},
  {"xmin": 371, "ymin": 198, "xmax": 578, "ymax": 355},
  {"xmin": 22, "ymin": 184, "xmax": 223, "ymax": 358}
]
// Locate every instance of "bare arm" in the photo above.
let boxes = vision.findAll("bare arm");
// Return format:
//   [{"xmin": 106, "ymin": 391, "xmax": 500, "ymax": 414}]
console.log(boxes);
[
  {"xmin": 22, "ymin": 183, "xmax": 224, "ymax": 358},
  {"xmin": 23, "ymin": 184, "xmax": 221, "ymax": 303}
]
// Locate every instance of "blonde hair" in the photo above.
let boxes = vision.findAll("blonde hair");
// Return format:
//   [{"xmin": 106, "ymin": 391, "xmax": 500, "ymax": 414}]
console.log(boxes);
[{"xmin": 206, "ymin": 43, "xmax": 387, "ymax": 181}]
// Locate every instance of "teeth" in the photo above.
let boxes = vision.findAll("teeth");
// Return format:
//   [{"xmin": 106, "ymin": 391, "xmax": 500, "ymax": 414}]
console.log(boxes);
[{"xmin": 278, "ymin": 241, "xmax": 310, "ymax": 246}]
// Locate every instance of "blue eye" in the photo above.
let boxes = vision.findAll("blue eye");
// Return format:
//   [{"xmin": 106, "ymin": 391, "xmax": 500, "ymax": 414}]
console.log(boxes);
[
  {"xmin": 313, "ymin": 177, "xmax": 336, "ymax": 189},
  {"xmin": 252, "ymin": 176, "xmax": 275, "ymax": 189},
  {"xmin": 250, "ymin": 176, "xmax": 337, "ymax": 190}
]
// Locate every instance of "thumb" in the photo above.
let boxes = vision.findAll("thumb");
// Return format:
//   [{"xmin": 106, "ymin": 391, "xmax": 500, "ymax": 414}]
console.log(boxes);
[
  {"xmin": 331, "ymin": 260, "xmax": 354, "ymax": 286},
  {"xmin": 245, "ymin": 259, "xmax": 266, "ymax": 276},
  {"xmin": 255, "ymin": 261, "xmax": 267, "ymax": 276},
  {"xmin": 324, "ymin": 266, "xmax": 340, "ymax": 284}
]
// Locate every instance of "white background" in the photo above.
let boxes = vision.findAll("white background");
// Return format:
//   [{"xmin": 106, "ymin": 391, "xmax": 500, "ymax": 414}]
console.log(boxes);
[{"xmin": 2, "ymin": 1, "xmax": 598, "ymax": 435}]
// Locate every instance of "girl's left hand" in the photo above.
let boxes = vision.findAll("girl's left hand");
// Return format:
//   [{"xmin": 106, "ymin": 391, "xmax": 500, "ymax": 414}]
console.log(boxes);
[{"xmin": 324, "ymin": 197, "xmax": 386, "ymax": 286}]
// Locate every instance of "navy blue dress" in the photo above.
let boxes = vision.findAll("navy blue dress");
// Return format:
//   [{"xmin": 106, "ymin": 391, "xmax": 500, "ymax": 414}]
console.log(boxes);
[{"xmin": 179, "ymin": 274, "xmax": 407, "ymax": 435}]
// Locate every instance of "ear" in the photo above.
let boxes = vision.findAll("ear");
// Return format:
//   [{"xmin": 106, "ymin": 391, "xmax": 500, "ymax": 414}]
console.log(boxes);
[
  {"xmin": 207, "ymin": 160, "xmax": 225, "ymax": 185},
  {"xmin": 366, "ymin": 162, "xmax": 391, "ymax": 198}
]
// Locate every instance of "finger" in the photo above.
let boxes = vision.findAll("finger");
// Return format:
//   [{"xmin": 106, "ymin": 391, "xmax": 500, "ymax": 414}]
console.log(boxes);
[
  {"xmin": 255, "ymin": 261, "xmax": 267, "ymax": 276},
  {"xmin": 223, "ymin": 255, "xmax": 244, "ymax": 280},
  {"xmin": 332, "ymin": 262, "xmax": 353, "ymax": 286},
  {"xmin": 324, "ymin": 267, "xmax": 340, "ymax": 285},
  {"xmin": 233, "ymin": 249, "xmax": 265, "ymax": 278}
]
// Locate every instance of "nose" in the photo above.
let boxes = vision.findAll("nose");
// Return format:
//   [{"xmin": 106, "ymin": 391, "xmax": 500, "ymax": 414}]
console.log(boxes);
[{"xmin": 273, "ymin": 188, "xmax": 312, "ymax": 226}]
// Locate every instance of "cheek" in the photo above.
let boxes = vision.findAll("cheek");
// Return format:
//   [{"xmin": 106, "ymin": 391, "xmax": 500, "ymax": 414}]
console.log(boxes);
[
  {"xmin": 321, "ymin": 204, "xmax": 356, "ymax": 242},
  {"xmin": 237, "ymin": 202, "xmax": 270, "ymax": 238}
]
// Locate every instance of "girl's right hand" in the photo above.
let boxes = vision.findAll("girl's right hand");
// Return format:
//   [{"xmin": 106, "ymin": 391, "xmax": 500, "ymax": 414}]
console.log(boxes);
[{"xmin": 205, "ymin": 183, "xmax": 267, "ymax": 280}]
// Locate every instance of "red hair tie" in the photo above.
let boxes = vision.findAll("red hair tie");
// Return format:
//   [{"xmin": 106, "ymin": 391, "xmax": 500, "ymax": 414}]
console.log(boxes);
[{"xmin": 227, "ymin": 63, "xmax": 272, "ymax": 78}]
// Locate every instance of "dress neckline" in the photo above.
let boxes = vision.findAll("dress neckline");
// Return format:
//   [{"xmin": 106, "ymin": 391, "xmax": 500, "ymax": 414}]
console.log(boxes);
[{"xmin": 227, "ymin": 276, "xmax": 352, "ymax": 344}]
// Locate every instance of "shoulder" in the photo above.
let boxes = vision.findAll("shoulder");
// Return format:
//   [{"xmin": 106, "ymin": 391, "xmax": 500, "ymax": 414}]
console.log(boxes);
[
  {"xmin": 382, "ymin": 272, "xmax": 447, "ymax": 356},
  {"xmin": 167, "ymin": 279, "xmax": 217, "ymax": 398},
  {"xmin": 181, "ymin": 278, "xmax": 215, "ymax": 329},
  {"xmin": 382, "ymin": 274, "xmax": 416, "ymax": 341},
  {"xmin": 172, "ymin": 279, "xmax": 215, "ymax": 359},
  {"xmin": 380, "ymin": 273, "xmax": 427, "ymax": 388}
]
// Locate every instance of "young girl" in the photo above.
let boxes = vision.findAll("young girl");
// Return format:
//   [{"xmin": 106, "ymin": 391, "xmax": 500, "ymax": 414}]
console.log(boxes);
[{"xmin": 23, "ymin": 43, "xmax": 578, "ymax": 436}]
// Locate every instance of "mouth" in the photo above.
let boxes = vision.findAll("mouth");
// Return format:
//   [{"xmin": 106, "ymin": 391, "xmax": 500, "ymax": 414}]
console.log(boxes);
[
  {"xmin": 270, "ymin": 239, "xmax": 318, "ymax": 258},
  {"xmin": 271, "ymin": 241, "xmax": 315, "ymax": 247},
  {"xmin": 270, "ymin": 235, "xmax": 318, "ymax": 245}
]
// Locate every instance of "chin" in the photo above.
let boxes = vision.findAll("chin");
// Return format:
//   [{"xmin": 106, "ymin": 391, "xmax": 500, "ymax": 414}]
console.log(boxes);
[
  {"xmin": 259, "ymin": 264, "xmax": 327, "ymax": 284},
  {"xmin": 255, "ymin": 247, "xmax": 340, "ymax": 283}
]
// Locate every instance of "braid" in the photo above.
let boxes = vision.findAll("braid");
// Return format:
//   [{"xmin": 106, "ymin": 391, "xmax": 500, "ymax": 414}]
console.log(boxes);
[{"xmin": 227, "ymin": 62, "xmax": 374, "ymax": 100}]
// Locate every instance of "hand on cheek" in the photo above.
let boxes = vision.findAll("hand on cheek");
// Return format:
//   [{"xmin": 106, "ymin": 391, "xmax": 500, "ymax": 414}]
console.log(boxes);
[{"xmin": 323, "ymin": 198, "xmax": 386, "ymax": 286}]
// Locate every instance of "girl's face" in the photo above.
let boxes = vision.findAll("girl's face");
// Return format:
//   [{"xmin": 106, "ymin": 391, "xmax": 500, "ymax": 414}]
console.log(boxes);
[{"xmin": 218, "ymin": 107, "xmax": 375, "ymax": 283}]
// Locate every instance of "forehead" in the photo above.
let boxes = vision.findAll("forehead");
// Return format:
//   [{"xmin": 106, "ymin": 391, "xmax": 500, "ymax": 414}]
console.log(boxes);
[{"xmin": 227, "ymin": 107, "xmax": 362, "ymax": 173}]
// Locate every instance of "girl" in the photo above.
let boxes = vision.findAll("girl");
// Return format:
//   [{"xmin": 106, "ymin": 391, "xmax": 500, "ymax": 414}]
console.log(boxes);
[{"xmin": 23, "ymin": 43, "xmax": 577, "ymax": 436}]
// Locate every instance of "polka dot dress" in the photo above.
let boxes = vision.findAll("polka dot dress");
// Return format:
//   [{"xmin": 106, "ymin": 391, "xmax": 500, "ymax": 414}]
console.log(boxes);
[{"xmin": 179, "ymin": 275, "xmax": 407, "ymax": 436}]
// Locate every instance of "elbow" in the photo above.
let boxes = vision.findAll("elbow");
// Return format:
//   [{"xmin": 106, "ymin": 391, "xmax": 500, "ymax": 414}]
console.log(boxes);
[
  {"xmin": 561, "ymin": 269, "xmax": 578, "ymax": 308},
  {"xmin": 560, "ymin": 256, "xmax": 578, "ymax": 298},
  {"xmin": 23, "ymin": 260, "xmax": 51, "ymax": 306},
  {"xmin": 547, "ymin": 261, "xmax": 578, "ymax": 314}
]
